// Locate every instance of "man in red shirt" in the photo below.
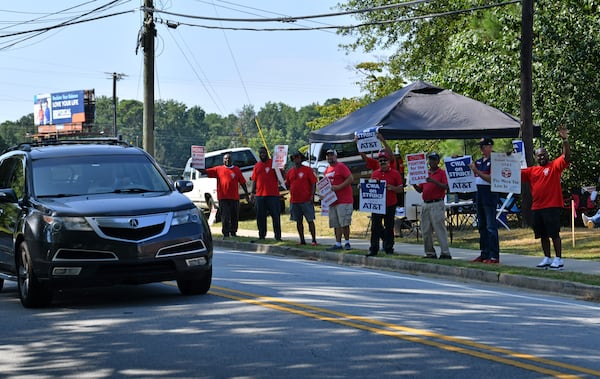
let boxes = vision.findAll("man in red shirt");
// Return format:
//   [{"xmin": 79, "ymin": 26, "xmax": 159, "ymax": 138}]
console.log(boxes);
[
  {"xmin": 204, "ymin": 152, "xmax": 249, "ymax": 239},
  {"xmin": 522, "ymin": 125, "xmax": 570, "ymax": 269},
  {"xmin": 250, "ymin": 147, "xmax": 283, "ymax": 241},
  {"xmin": 413, "ymin": 152, "xmax": 451, "ymax": 259},
  {"xmin": 324, "ymin": 149, "xmax": 354, "ymax": 250},
  {"xmin": 366, "ymin": 151, "xmax": 404, "ymax": 256},
  {"xmin": 285, "ymin": 151, "xmax": 318, "ymax": 246},
  {"xmin": 356, "ymin": 132, "xmax": 405, "ymax": 206}
]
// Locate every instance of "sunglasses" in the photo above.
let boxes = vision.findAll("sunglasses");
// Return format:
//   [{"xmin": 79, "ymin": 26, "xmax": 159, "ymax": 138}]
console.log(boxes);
[{"xmin": 378, "ymin": 159, "xmax": 388, "ymax": 163}]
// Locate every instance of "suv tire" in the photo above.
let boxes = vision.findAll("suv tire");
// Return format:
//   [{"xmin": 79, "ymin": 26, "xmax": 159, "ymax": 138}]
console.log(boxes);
[
  {"xmin": 18, "ymin": 242, "xmax": 53, "ymax": 308},
  {"xmin": 177, "ymin": 267, "xmax": 212, "ymax": 295}
]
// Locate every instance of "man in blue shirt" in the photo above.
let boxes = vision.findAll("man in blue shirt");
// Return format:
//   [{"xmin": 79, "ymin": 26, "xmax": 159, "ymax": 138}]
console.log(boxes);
[{"xmin": 469, "ymin": 138, "xmax": 500, "ymax": 263}]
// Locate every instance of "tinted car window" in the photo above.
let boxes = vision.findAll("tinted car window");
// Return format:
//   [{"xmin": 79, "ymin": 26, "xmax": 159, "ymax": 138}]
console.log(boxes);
[
  {"xmin": 0, "ymin": 156, "xmax": 25, "ymax": 199},
  {"xmin": 32, "ymin": 154, "xmax": 171, "ymax": 197}
]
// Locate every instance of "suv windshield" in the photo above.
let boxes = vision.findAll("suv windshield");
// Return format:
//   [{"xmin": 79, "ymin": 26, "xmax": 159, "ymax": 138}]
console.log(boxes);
[{"xmin": 33, "ymin": 154, "xmax": 171, "ymax": 197}]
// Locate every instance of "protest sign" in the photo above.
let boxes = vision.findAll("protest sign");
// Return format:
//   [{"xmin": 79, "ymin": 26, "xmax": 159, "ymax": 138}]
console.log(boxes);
[
  {"xmin": 444, "ymin": 156, "xmax": 475, "ymax": 193},
  {"xmin": 191, "ymin": 145, "xmax": 205, "ymax": 169},
  {"xmin": 272, "ymin": 145, "xmax": 288, "ymax": 169},
  {"xmin": 359, "ymin": 179, "xmax": 386, "ymax": 214},
  {"xmin": 406, "ymin": 152, "xmax": 428, "ymax": 185},
  {"xmin": 355, "ymin": 127, "xmax": 382, "ymax": 153},
  {"xmin": 317, "ymin": 177, "xmax": 337, "ymax": 207},
  {"xmin": 512, "ymin": 140, "xmax": 527, "ymax": 168},
  {"xmin": 491, "ymin": 152, "xmax": 522, "ymax": 194}
]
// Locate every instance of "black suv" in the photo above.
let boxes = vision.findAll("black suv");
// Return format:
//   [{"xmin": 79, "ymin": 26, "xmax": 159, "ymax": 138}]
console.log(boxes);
[{"xmin": 0, "ymin": 139, "xmax": 213, "ymax": 308}]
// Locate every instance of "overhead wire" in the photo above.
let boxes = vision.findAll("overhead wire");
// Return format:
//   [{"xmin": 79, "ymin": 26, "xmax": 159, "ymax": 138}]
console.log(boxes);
[
  {"xmin": 208, "ymin": 1, "xmax": 252, "ymax": 112},
  {"xmin": 153, "ymin": 1, "xmax": 521, "ymax": 33},
  {"xmin": 163, "ymin": 27, "xmax": 225, "ymax": 114},
  {"xmin": 146, "ymin": 0, "xmax": 432, "ymax": 23}
]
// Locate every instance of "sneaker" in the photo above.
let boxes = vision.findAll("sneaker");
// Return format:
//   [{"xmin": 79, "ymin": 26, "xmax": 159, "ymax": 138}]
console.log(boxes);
[
  {"xmin": 582, "ymin": 214, "xmax": 594, "ymax": 229},
  {"xmin": 344, "ymin": 243, "xmax": 352, "ymax": 250},
  {"xmin": 471, "ymin": 256, "xmax": 484, "ymax": 262},
  {"xmin": 483, "ymin": 258, "xmax": 499, "ymax": 264},
  {"xmin": 550, "ymin": 257, "xmax": 564, "ymax": 269},
  {"xmin": 439, "ymin": 254, "xmax": 452, "ymax": 260},
  {"xmin": 326, "ymin": 245, "xmax": 343, "ymax": 251},
  {"xmin": 422, "ymin": 254, "xmax": 437, "ymax": 259},
  {"xmin": 311, "ymin": 241, "xmax": 318, "ymax": 246},
  {"xmin": 536, "ymin": 257, "xmax": 552, "ymax": 268}
]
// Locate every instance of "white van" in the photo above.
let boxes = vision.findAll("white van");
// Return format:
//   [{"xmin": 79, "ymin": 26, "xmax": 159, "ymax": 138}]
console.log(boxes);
[{"xmin": 182, "ymin": 147, "xmax": 258, "ymax": 213}]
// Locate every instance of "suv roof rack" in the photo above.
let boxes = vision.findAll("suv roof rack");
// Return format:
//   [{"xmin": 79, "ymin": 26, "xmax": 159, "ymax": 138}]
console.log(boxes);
[{"xmin": 5, "ymin": 137, "xmax": 132, "ymax": 153}]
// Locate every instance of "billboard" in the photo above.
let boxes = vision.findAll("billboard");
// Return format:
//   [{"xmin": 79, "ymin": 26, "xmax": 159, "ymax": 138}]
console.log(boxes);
[{"xmin": 34, "ymin": 90, "xmax": 94, "ymax": 134}]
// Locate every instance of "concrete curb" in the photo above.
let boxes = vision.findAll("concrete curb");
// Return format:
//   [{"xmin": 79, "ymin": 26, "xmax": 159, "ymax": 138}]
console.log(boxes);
[{"xmin": 214, "ymin": 239, "xmax": 600, "ymax": 302}]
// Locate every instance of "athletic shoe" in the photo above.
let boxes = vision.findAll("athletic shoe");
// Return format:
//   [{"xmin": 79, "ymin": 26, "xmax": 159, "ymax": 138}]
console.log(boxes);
[
  {"xmin": 439, "ymin": 254, "xmax": 452, "ymax": 260},
  {"xmin": 344, "ymin": 243, "xmax": 352, "ymax": 250},
  {"xmin": 582, "ymin": 214, "xmax": 594, "ymax": 229},
  {"xmin": 422, "ymin": 254, "xmax": 437, "ymax": 259},
  {"xmin": 311, "ymin": 241, "xmax": 318, "ymax": 246},
  {"xmin": 536, "ymin": 257, "xmax": 552, "ymax": 268},
  {"xmin": 471, "ymin": 256, "xmax": 484, "ymax": 262},
  {"xmin": 326, "ymin": 245, "xmax": 343, "ymax": 251},
  {"xmin": 550, "ymin": 257, "xmax": 564, "ymax": 269},
  {"xmin": 483, "ymin": 258, "xmax": 499, "ymax": 264}
]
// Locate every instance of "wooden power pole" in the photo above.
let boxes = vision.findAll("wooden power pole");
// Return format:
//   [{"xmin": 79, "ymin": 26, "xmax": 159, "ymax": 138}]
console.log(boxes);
[
  {"xmin": 520, "ymin": 0, "xmax": 534, "ymax": 165},
  {"xmin": 520, "ymin": 0, "xmax": 534, "ymax": 224},
  {"xmin": 142, "ymin": 0, "xmax": 156, "ymax": 156}
]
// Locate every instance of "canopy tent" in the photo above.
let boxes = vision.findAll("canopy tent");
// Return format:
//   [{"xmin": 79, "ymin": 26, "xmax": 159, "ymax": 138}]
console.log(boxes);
[{"xmin": 308, "ymin": 80, "xmax": 540, "ymax": 143}]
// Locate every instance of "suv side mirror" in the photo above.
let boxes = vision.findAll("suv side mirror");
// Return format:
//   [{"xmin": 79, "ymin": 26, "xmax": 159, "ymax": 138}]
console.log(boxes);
[
  {"xmin": 175, "ymin": 180, "xmax": 194, "ymax": 194},
  {"xmin": 0, "ymin": 188, "xmax": 18, "ymax": 203}
]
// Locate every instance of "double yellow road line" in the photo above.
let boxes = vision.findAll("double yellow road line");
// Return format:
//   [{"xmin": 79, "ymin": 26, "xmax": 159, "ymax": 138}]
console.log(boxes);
[{"xmin": 211, "ymin": 285, "xmax": 599, "ymax": 379}]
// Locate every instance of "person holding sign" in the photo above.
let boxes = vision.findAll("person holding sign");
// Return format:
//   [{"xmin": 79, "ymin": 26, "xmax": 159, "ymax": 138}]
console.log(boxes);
[
  {"xmin": 203, "ymin": 152, "xmax": 249, "ymax": 239},
  {"xmin": 366, "ymin": 151, "xmax": 404, "ymax": 256},
  {"xmin": 250, "ymin": 147, "xmax": 283, "ymax": 242},
  {"xmin": 324, "ymin": 149, "xmax": 354, "ymax": 251},
  {"xmin": 522, "ymin": 125, "xmax": 571, "ymax": 269},
  {"xmin": 413, "ymin": 152, "xmax": 452, "ymax": 259},
  {"xmin": 469, "ymin": 138, "xmax": 500, "ymax": 264},
  {"xmin": 285, "ymin": 151, "xmax": 318, "ymax": 246}
]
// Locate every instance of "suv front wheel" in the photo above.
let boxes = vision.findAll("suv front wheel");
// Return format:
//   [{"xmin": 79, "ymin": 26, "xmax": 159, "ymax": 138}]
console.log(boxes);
[
  {"xmin": 18, "ymin": 242, "xmax": 53, "ymax": 308},
  {"xmin": 177, "ymin": 267, "xmax": 212, "ymax": 295}
]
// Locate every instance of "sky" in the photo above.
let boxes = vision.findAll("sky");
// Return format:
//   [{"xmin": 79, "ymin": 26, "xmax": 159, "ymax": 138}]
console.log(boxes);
[{"xmin": 0, "ymin": 0, "xmax": 384, "ymax": 123}]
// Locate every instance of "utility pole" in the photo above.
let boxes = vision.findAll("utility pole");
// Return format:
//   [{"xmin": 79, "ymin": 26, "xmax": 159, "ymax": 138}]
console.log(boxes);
[
  {"xmin": 142, "ymin": 0, "xmax": 156, "ymax": 156},
  {"xmin": 520, "ymin": 0, "xmax": 534, "ymax": 225},
  {"xmin": 106, "ymin": 72, "xmax": 126, "ymax": 138},
  {"xmin": 520, "ymin": 0, "xmax": 534, "ymax": 165}
]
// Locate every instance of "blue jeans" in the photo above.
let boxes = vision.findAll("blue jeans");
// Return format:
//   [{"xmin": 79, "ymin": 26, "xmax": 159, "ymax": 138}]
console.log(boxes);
[{"xmin": 477, "ymin": 203, "xmax": 499, "ymax": 259}]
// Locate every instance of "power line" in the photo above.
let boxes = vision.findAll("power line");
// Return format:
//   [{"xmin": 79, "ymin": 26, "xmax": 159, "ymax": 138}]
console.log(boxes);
[
  {"xmin": 154, "ymin": 1, "xmax": 521, "ymax": 33},
  {"xmin": 146, "ymin": 0, "xmax": 432, "ymax": 23}
]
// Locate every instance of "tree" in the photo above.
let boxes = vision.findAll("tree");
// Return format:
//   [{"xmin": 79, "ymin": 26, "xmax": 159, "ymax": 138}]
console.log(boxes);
[{"xmin": 336, "ymin": 0, "xmax": 600, "ymax": 190}]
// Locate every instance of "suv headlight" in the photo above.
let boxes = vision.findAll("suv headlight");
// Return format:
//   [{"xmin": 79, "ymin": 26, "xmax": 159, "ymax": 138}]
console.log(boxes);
[
  {"xmin": 171, "ymin": 208, "xmax": 201, "ymax": 226},
  {"xmin": 43, "ymin": 215, "xmax": 93, "ymax": 232}
]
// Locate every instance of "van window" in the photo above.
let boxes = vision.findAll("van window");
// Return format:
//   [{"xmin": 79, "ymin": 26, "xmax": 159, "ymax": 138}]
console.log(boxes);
[
  {"xmin": 205, "ymin": 151, "xmax": 257, "ymax": 170},
  {"xmin": 317, "ymin": 142, "xmax": 360, "ymax": 161}
]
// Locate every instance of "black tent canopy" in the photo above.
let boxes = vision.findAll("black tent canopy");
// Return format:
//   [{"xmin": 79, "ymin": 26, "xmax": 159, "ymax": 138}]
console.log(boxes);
[{"xmin": 308, "ymin": 81, "xmax": 540, "ymax": 143}]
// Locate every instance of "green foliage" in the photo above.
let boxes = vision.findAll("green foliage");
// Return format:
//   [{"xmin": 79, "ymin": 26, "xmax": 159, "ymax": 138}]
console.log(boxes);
[{"xmin": 336, "ymin": 0, "xmax": 600, "ymax": 189}]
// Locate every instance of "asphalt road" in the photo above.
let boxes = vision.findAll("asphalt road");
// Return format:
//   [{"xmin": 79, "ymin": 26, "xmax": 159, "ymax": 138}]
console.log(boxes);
[{"xmin": 1, "ymin": 247, "xmax": 599, "ymax": 378}]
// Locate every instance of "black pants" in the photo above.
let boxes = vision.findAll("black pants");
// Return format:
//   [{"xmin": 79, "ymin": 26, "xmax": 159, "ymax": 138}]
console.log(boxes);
[
  {"xmin": 220, "ymin": 199, "xmax": 240, "ymax": 237},
  {"xmin": 370, "ymin": 205, "xmax": 396, "ymax": 254}
]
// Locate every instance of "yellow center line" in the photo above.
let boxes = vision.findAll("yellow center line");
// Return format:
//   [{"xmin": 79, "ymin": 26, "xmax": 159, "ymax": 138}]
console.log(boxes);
[{"xmin": 209, "ymin": 285, "xmax": 598, "ymax": 379}]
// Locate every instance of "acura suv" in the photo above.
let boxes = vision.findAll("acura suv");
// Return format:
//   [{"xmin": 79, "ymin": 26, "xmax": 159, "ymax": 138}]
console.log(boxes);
[{"xmin": 0, "ymin": 139, "xmax": 213, "ymax": 308}]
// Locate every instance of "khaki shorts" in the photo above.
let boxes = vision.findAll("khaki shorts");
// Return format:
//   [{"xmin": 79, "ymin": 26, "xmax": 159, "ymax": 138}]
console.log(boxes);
[{"xmin": 328, "ymin": 203, "xmax": 353, "ymax": 228}]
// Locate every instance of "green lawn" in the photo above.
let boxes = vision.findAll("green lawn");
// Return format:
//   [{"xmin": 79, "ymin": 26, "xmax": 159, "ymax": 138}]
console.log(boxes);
[{"xmin": 235, "ymin": 209, "xmax": 600, "ymax": 288}]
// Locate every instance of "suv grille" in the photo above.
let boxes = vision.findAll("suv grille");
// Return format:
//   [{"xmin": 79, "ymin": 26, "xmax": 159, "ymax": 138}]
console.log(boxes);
[
  {"xmin": 100, "ymin": 223, "xmax": 165, "ymax": 241},
  {"xmin": 88, "ymin": 213, "xmax": 169, "ymax": 242}
]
